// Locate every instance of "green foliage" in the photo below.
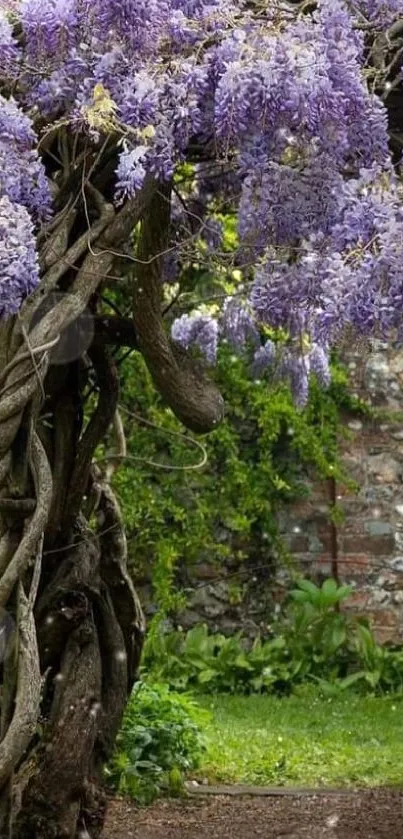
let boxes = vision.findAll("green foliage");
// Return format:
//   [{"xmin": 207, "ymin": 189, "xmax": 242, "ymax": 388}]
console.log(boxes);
[
  {"xmin": 111, "ymin": 345, "xmax": 356, "ymax": 626},
  {"xmin": 142, "ymin": 579, "xmax": 403, "ymax": 696},
  {"xmin": 282, "ymin": 578, "xmax": 354, "ymax": 686},
  {"xmin": 350, "ymin": 624, "xmax": 403, "ymax": 693},
  {"xmin": 105, "ymin": 682, "xmax": 206, "ymax": 804},
  {"xmin": 143, "ymin": 622, "xmax": 301, "ymax": 694}
]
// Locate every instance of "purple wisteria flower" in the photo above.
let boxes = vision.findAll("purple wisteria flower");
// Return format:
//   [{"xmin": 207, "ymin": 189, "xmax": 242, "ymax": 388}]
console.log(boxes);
[
  {"xmin": 115, "ymin": 145, "xmax": 148, "ymax": 201},
  {"xmin": 0, "ymin": 196, "xmax": 40, "ymax": 318},
  {"xmin": 251, "ymin": 340, "xmax": 276, "ymax": 378},
  {"xmin": 171, "ymin": 313, "xmax": 219, "ymax": 363},
  {"xmin": 0, "ymin": 0, "xmax": 402, "ymax": 380},
  {"xmin": 0, "ymin": 9, "xmax": 19, "ymax": 72},
  {"xmin": 349, "ymin": 0, "xmax": 403, "ymax": 26},
  {"xmin": 0, "ymin": 95, "xmax": 51, "ymax": 219},
  {"xmin": 309, "ymin": 344, "xmax": 331, "ymax": 387},
  {"xmin": 222, "ymin": 298, "xmax": 259, "ymax": 350}
]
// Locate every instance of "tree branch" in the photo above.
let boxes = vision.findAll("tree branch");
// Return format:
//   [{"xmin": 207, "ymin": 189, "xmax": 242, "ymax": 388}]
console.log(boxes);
[
  {"xmin": 0, "ymin": 181, "xmax": 155, "ymax": 459},
  {"xmin": 62, "ymin": 346, "xmax": 119, "ymax": 531},
  {"xmin": 132, "ymin": 182, "xmax": 225, "ymax": 434},
  {"xmin": 0, "ymin": 454, "xmax": 11, "ymax": 490},
  {"xmin": 0, "ymin": 584, "xmax": 41, "ymax": 790},
  {"xmin": 39, "ymin": 206, "xmax": 77, "ymax": 272},
  {"xmin": 94, "ymin": 472, "xmax": 145, "ymax": 686},
  {"xmin": 0, "ymin": 432, "xmax": 52, "ymax": 609},
  {"xmin": 46, "ymin": 365, "xmax": 81, "ymax": 545},
  {"xmin": 104, "ymin": 410, "xmax": 126, "ymax": 482},
  {"xmin": 0, "ymin": 499, "xmax": 36, "ymax": 516}
]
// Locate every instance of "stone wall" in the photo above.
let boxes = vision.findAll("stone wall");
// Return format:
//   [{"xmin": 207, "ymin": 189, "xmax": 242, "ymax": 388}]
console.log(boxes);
[
  {"xmin": 138, "ymin": 340, "xmax": 403, "ymax": 644},
  {"xmin": 138, "ymin": 547, "xmax": 278, "ymax": 639},
  {"xmin": 278, "ymin": 340, "xmax": 403, "ymax": 644}
]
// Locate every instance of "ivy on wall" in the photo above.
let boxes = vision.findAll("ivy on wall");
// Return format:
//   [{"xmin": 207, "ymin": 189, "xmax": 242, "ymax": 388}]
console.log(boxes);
[{"xmin": 104, "ymin": 345, "xmax": 359, "ymax": 627}]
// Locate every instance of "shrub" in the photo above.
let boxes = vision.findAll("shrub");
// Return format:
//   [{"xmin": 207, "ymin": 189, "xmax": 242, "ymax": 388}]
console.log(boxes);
[
  {"xmin": 105, "ymin": 682, "xmax": 206, "ymax": 804},
  {"xmin": 142, "ymin": 578, "xmax": 403, "ymax": 696}
]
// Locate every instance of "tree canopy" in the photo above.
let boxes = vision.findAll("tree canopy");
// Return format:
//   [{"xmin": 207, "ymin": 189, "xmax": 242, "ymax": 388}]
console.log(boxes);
[{"xmin": 1, "ymin": 0, "xmax": 403, "ymax": 402}]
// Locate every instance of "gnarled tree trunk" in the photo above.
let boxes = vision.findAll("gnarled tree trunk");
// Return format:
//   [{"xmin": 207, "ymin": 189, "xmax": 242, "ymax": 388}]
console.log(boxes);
[
  {"xmin": 0, "ymin": 175, "xmax": 223, "ymax": 838},
  {"xmin": 13, "ymin": 489, "xmax": 144, "ymax": 838},
  {"xmin": 0, "ymin": 329, "xmax": 145, "ymax": 838}
]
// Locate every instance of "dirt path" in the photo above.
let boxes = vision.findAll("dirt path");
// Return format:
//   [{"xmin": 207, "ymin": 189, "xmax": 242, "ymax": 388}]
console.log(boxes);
[{"xmin": 104, "ymin": 787, "xmax": 403, "ymax": 838}]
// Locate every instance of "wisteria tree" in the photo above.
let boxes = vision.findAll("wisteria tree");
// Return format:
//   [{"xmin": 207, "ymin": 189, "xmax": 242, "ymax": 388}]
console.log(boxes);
[{"xmin": 0, "ymin": 0, "xmax": 403, "ymax": 835}]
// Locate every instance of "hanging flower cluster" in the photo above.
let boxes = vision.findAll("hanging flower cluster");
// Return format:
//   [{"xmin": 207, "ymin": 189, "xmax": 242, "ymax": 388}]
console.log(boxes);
[{"xmin": 0, "ymin": 0, "xmax": 403, "ymax": 402}]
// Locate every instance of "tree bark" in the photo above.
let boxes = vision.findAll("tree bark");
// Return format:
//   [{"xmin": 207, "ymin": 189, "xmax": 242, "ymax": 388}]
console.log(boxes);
[
  {"xmin": 0, "ymin": 332, "xmax": 145, "ymax": 838},
  {"xmin": 12, "ymin": 505, "xmax": 144, "ymax": 839},
  {"xmin": 0, "ymin": 173, "xmax": 223, "ymax": 838}
]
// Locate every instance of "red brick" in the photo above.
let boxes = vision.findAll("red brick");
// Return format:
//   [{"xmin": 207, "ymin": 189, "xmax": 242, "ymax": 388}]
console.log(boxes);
[
  {"xmin": 337, "ymin": 554, "xmax": 370, "ymax": 575},
  {"xmin": 375, "ymin": 627, "xmax": 399, "ymax": 643},
  {"xmin": 289, "ymin": 500, "xmax": 315, "ymax": 518},
  {"xmin": 343, "ymin": 591, "xmax": 370, "ymax": 610},
  {"xmin": 367, "ymin": 610, "xmax": 399, "ymax": 644},
  {"xmin": 312, "ymin": 555, "xmax": 332, "ymax": 574},
  {"xmin": 342, "ymin": 535, "xmax": 395, "ymax": 556},
  {"xmin": 310, "ymin": 480, "xmax": 332, "ymax": 501},
  {"xmin": 367, "ymin": 608, "xmax": 398, "ymax": 627},
  {"xmin": 333, "ymin": 484, "xmax": 355, "ymax": 498}
]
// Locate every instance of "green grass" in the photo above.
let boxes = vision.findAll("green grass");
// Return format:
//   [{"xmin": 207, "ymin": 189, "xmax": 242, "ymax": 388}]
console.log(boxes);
[{"xmin": 193, "ymin": 689, "xmax": 403, "ymax": 788}]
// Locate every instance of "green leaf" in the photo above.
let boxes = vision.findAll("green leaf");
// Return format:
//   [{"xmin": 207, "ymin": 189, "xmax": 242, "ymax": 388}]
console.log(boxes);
[
  {"xmin": 365, "ymin": 670, "xmax": 382, "ymax": 688},
  {"xmin": 339, "ymin": 672, "xmax": 367, "ymax": 688},
  {"xmin": 296, "ymin": 579, "xmax": 320, "ymax": 598},
  {"xmin": 335, "ymin": 584, "xmax": 353, "ymax": 601},
  {"xmin": 235, "ymin": 653, "xmax": 254, "ymax": 671},
  {"xmin": 290, "ymin": 589, "xmax": 310, "ymax": 603},
  {"xmin": 322, "ymin": 578, "xmax": 338, "ymax": 594},
  {"xmin": 330, "ymin": 624, "xmax": 347, "ymax": 650},
  {"xmin": 198, "ymin": 668, "xmax": 218, "ymax": 684}
]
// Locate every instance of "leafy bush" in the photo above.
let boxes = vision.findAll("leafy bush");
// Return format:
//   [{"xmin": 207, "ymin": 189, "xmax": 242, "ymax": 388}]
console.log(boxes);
[
  {"xmin": 285, "ymin": 580, "xmax": 403, "ymax": 694},
  {"xmin": 142, "ymin": 579, "xmax": 403, "ymax": 696},
  {"xmin": 351, "ymin": 623, "xmax": 403, "ymax": 693},
  {"xmin": 143, "ymin": 623, "xmax": 293, "ymax": 694},
  {"xmin": 105, "ymin": 682, "xmax": 206, "ymax": 804},
  {"xmin": 281, "ymin": 578, "xmax": 355, "ymax": 685}
]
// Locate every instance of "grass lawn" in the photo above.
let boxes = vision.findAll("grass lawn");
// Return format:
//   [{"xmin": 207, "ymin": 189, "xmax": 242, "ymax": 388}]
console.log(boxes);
[{"xmin": 193, "ymin": 689, "xmax": 403, "ymax": 788}]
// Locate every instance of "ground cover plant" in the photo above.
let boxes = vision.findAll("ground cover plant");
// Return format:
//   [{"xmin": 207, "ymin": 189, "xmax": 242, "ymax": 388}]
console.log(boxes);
[
  {"xmin": 105, "ymin": 682, "xmax": 206, "ymax": 804},
  {"xmin": 107, "ymin": 580, "xmax": 403, "ymax": 803},
  {"xmin": 108, "ymin": 683, "xmax": 403, "ymax": 801},
  {"xmin": 194, "ymin": 690, "xmax": 403, "ymax": 788}
]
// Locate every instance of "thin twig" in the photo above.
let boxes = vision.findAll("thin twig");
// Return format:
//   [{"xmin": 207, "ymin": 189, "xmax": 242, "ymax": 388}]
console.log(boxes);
[
  {"xmin": 18, "ymin": 317, "xmax": 49, "ymax": 401},
  {"xmin": 0, "ymin": 336, "xmax": 60, "ymax": 389},
  {"xmin": 96, "ymin": 450, "xmax": 208, "ymax": 472}
]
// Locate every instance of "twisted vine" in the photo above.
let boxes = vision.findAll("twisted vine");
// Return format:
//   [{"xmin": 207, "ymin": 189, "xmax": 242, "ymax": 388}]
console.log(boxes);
[{"xmin": 0, "ymin": 163, "xmax": 224, "ymax": 836}]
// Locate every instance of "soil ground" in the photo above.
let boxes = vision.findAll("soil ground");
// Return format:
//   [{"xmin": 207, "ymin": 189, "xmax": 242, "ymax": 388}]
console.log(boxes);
[{"xmin": 104, "ymin": 787, "xmax": 403, "ymax": 839}]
